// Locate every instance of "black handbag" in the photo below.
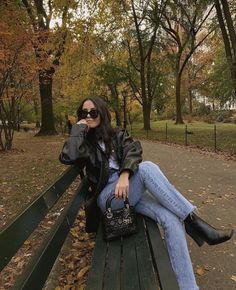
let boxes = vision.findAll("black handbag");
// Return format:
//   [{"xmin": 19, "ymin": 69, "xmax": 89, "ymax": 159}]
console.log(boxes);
[{"xmin": 103, "ymin": 195, "xmax": 138, "ymax": 241}]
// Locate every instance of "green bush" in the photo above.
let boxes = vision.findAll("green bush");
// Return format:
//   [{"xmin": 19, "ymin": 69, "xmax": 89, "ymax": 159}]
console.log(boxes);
[
  {"xmin": 209, "ymin": 110, "xmax": 232, "ymax": 122},
  {"xmin": 194, "ymin": 103, "xmax": 211, "ymax": 116}
]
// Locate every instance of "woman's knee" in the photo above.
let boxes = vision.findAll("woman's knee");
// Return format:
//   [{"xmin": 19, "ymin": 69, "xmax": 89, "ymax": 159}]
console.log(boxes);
[{"xmin": 139, "ymin": 161, "xmax": 159, "ymax": 174}]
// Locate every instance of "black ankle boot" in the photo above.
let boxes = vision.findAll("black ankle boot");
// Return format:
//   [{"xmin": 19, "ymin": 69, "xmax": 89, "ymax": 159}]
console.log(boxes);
[
  {"xmin": 185, "ymin": 222, "xmax": 205, "ymax": 247},
  {"xmin": 185, "ymin": 213, "xmax": 234, "ymax": 246}
]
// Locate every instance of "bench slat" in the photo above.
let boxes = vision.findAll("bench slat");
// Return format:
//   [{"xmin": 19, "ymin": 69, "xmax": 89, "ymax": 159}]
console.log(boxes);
[
  {"xmin": 122, "ymin": 234, "xmax": 140, "ymax": 290},
  {"xmin": 0, "ymin": 165, "xmax": 82, "ymax": 272},
  {"xmin": 135, "ymin": 216, "xmax": 159, "ymax": 290},
  {"xmin": 145, "ymin": 217, "xmax": 179, "ymax": 290},
  {"xmin": 10, "ymin": 178, "xmax": 88, "ymax": 290},
  {"xmin": 103, "ymin": 239, "xmax": 121, "ymax": 290},
  {"xmin": 85, "ymin": 223, "xmax": 107, "ymax": 290}
]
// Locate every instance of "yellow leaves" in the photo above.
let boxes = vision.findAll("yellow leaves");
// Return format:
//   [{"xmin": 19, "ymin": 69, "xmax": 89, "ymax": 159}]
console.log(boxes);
[
  {"xmin": 23, "ymin": 240, "xmax": 31, "ymax": 246},
  {"xmin": 57, "ymin": 210, "xmax": 95, "ymax": 289},
  {"xmin": 70, "ymin": 228, "xmax": 79, "ymax": 238}
]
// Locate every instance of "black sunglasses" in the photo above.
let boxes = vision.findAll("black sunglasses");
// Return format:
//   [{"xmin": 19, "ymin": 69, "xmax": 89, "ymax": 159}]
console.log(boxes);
[{"xmin": 80, "ymin": 108, "xmax": 99, "ymax": 119}]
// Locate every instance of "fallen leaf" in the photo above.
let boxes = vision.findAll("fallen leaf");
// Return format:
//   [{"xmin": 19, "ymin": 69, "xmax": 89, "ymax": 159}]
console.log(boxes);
[
  {"xmin": 204, "ymin": 265, "xmax": 212, "ymax": 271},
  {"xmin": 70, "ymin": 228, "xmax": 79, "ymax": 238},
  {"xmin": 77, "ymin": 266, "xmax": 90, "ymax": 279},
  {"xmin": 231, "ymin": 276, "xmax": 236, "ymax": 282},
  {"xmin": 24, "ymin": 240, "xmax": 31, "ymax": 245},
  {"xmin": 196, "ymin": 267, "xmax": 205, "ymax": 276}
]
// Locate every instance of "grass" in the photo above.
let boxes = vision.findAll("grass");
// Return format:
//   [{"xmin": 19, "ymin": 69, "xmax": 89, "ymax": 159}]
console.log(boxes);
[{"xmin": 128, "ymin": 120, "xmax": 236, "ymax": 154}]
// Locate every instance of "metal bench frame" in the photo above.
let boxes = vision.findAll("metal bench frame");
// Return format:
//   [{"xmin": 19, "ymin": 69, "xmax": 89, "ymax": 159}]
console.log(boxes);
[{"xmin": 0, "ymin": 165, "xmax": 179, "ymax": 290}]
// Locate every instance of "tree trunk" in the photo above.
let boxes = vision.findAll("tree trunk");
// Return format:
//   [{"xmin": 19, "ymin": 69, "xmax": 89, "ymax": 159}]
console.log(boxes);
[
  {"xmin": 140, "ymin": 62, "xmax": 151, "ymax": 130},
  {"xmin": 33, "ymin": 99, "xmax": 40, "ymax": 128},
  {"xmin": 175, "ymin": 74, "xmax": 184, "ymax": 124},
  {"xmin": 36, "ymin": 69, "xmax": 57, "ymax": 136},
  {"xmin": 215, "ymin": 0, "xmax": 236, "ymax": 94},
  {"xmin": 108, "ymin": 83, "xmax": 122, "ymax": 127},
  {"xmin": 114, "ymin": 110, "xmax": 122, "ymax": 127},
  {"xmin": 0, "ymin": 121, "xmax": 14, "ymax": 151},
  {"xmin": 142, "ymin": 101, "xmax": 151, "ymax": 130},
  {"xmin": 220, "ymin": 0, "xmax": 236, "ymax": 56},
  {"xmin": 188, "ymin": 88, "xmax": 193, "ymax": 114},
  {"xmin": 221, "ymin": 0, "xmax": 236, "ymax": 94}
]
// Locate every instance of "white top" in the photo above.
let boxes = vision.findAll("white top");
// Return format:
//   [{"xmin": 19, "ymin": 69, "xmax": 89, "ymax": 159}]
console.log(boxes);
[{"xmin": 98, "ymin": 141, "xmax": 119, "ymax": 170}]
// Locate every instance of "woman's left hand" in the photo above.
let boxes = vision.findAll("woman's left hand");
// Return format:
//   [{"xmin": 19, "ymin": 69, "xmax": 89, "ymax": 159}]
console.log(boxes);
[{"xmin": 114, "ymin": 171, "xmax": 130, "ymax": 199}]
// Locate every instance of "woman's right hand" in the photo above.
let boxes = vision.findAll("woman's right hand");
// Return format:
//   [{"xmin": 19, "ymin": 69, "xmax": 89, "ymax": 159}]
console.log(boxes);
[{"xmin": 77, "ymin": 119, "xmax": 89, "ymax": 127}]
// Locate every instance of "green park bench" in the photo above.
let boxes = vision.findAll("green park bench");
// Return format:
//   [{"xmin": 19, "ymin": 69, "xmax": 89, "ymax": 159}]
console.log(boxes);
[{"xmin": 0, "ymin": 165, "xmax": 179, "ymax": 290}]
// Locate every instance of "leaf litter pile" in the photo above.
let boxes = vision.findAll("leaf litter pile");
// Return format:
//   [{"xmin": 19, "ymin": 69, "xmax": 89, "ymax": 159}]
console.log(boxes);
[{"xmin": 0, "ymin": 132, "xmax": 95, "ymax": 290}]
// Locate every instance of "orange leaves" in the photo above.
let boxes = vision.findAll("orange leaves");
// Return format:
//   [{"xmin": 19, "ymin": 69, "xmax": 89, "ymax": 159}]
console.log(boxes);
[{"xmin": 57, "ymin": 209, "xmax": 95, "ymax": 289}]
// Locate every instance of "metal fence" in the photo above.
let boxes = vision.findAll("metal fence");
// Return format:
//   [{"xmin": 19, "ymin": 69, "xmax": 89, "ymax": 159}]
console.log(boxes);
[{"xmin": 130, "ymin": 123, "xmax": 236, "ymax": 155}]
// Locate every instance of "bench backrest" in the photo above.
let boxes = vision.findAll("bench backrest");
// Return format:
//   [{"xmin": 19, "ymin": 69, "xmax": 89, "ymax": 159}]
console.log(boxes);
[{"xmin": 0, "ymin": 165, "xmax": 88, "ymax": 290}]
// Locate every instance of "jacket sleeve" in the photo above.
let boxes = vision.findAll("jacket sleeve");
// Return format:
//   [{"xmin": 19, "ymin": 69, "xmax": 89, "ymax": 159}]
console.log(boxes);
[
  {"xmin": 59, "ymin": 123, "xmax": 89, "ymax": 165},
  {"xmin": 119, "ymin": 130, "xmax": 142, "ymax": 176}
]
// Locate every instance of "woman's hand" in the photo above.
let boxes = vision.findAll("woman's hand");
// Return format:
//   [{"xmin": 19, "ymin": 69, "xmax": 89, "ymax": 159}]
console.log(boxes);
[
  {"xmin": 77, "ymin": 119, "xmax": 88, "ymax": 126},
  {"xmin": 114, "ymin": 171, "xmax": 130, "ymax": 200},
  {"xmin": 77, "ymin": 119, "xmax": 90, "ymax": 131}
]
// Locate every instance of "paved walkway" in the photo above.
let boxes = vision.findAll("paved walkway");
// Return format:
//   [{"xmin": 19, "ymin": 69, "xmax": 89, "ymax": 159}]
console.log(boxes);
[{"xmin": 141, "ymin": 140, "xmax": 236, "ymax": 290}]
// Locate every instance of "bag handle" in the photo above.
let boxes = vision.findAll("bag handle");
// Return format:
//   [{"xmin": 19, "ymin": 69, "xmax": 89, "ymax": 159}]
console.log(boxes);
[{"xmin": 105, "ymin": 194, "xmax": 129, "ymax": 211}]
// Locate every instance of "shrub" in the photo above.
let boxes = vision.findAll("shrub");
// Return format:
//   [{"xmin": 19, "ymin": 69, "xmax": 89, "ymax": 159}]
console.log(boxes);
[
  {"xmin": 209, "ymin": 110, "xmax": 232, "ymax": 122},
  {"xmin": 194, "ymin": 103, "xmax": 211, "ymax": 116}
]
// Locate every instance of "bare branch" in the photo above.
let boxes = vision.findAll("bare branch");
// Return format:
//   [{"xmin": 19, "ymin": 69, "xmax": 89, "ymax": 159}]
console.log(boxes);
[{"xmin": 125, "ymin": 40, "xmax": 141, "ymax": 73}]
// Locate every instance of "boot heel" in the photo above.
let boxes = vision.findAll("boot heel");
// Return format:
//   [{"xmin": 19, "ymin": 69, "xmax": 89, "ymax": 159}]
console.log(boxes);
[{"xmin": 185, "ymin": 223, "xmax": 205, "ymax": 247}]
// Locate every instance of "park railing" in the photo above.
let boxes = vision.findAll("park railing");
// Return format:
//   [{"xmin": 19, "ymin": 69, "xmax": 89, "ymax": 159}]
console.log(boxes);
[{"xmin": 130, "ymin": 122, "xmax": 236, "ymax": 155}]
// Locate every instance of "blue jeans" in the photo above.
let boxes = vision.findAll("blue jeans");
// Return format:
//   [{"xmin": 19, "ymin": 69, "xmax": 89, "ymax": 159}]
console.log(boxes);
[{"xmin": 97, "ymin": 161, "xmax": 199, "ymax": 290}]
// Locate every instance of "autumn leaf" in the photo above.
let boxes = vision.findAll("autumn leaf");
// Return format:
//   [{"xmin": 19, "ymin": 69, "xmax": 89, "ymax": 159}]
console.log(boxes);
[
  {"xmin": 77, "ymin": 266, "xmax": 90, "ymax": 279},
  {"xmin": 24, "ymin": 240, "xmax": 31, "ymax": 245},
  {"xmin": 70, "ymin": 228, "xmax": 79, "ymax": 238},
  {"xmin": 231, "ymin": 276, "xmax": 236, "ymax": 282},
  {"xmin": 196, "ymin": 267, "xmax": 205, "ymax": 276}
]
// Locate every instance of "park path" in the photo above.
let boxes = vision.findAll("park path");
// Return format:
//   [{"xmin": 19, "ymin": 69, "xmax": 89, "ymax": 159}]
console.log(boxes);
[{"xmin": 141, "ymin": 140, "xmax": 236, "ymax": 290}]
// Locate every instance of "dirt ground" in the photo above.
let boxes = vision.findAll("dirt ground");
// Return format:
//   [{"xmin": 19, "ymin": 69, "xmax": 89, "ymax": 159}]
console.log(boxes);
[
  {"xmin": 0, "ymin": 131, "xmax": 235, "ymax": 290},
  {"xmin": 142, "ymin": 140, "xmax": 236, "ymax": 290}
]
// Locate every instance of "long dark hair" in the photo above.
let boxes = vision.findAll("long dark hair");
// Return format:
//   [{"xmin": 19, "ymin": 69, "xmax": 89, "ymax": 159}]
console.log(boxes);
[{"xmin": 77, "ymin": 97, "xmax": 116, "ymax": 154}]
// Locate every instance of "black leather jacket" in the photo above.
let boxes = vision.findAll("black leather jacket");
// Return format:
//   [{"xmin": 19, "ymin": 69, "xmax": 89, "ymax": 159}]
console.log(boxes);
[{"xmin": 59, "ymin": 124, "xmax": 143, "ymax": 194}]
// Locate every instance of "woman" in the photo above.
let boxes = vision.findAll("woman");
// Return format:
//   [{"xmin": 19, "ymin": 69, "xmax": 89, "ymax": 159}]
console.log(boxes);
[{"xmin": 60, "ymin": 96, "xmax": 234, "ymax": 290}]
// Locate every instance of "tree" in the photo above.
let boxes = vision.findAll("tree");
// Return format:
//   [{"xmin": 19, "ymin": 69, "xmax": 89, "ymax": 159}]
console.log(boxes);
[
  {"xmin": 21, "ymin": 0, "xmax": 72, "ymax": 135},
  {"xmin": 184, "ymin": 39, "xmax": 215, "ymax": 113},
  {"xmin": 0, "ymin": 2, "xmax": 36, "ymax": 150},
  {"xmin": 214, "ymin": 0, "xmax": 236, "ymax": 98},
  {"xmin": 160, "ymin": 0, "xmax": 215, "ymax": 123},
  {"xmin": 95, "ymin": 42, "xmax": 135, "ymax": 127},
  {"xmin": 119, "ymin": 0, "xmax": 166, "ymax": 130},
  {"xmin": 207, "ymin": 43, "xmax": 234, "ymax": 108}
]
